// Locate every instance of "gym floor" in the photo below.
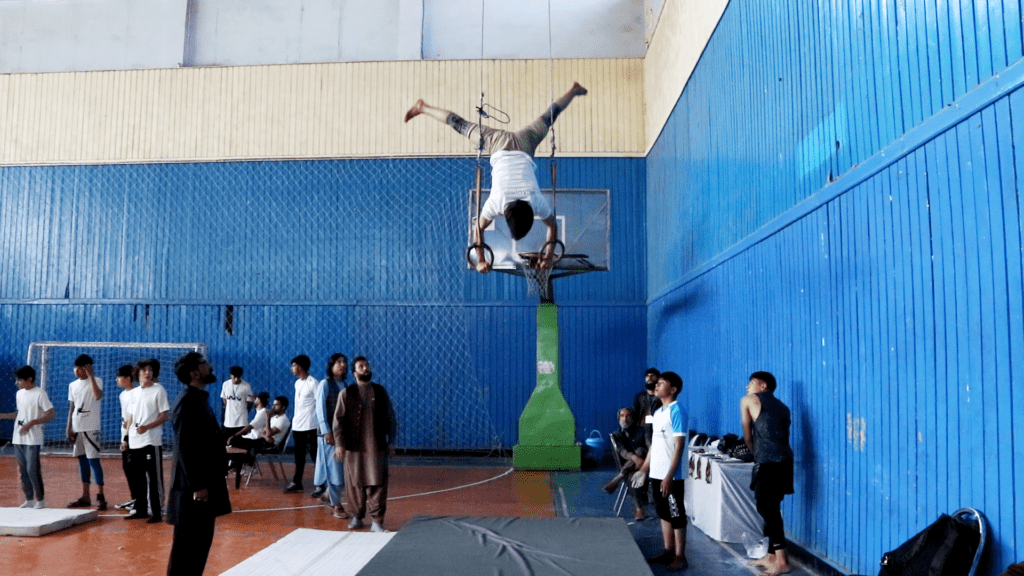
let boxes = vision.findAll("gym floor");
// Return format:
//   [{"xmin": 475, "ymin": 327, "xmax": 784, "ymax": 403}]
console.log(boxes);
[{"xmin": 0, "ymin": 452, "xmax": 824, "ymax": 575}]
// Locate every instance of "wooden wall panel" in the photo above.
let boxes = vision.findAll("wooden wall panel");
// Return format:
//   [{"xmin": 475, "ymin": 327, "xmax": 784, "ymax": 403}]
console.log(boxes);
[{"xmin": 0, "ymin": 59, "xmax": 645, "ymax": 165}]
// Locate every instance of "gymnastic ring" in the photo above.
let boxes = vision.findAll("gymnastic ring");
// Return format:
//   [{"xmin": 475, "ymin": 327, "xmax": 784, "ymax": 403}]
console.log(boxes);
[
  {"xmin": 466, "ymin": 243, "xmax": 494, "ymax": 267},
  {"xmin": 539, "ymin": 239, "xmax": 565, "ymax": 265}
]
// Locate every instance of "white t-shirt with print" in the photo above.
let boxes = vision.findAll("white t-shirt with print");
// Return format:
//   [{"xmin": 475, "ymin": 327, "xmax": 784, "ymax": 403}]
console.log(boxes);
[
  {"xmin": 128, "ymin": 383, "xmax": 170, "ymax": 449},
  {"xmin": 14, "ymin": 387, "xmax": 54, "ymax": 446},
  {"xmin": 650, "ymin": 400, "xmax": 688, "ymax": 481},
  {"xmin": 292, "ymin": 376, "xmax": 318, "ymax": 432},
  {"xmin": 220, "ymin": 379, "xmax": 254, "ymax": 428},
  {"xmin": 480, "ymin": 151, "xmax": 554, "ymax": 222},
  {"xmin": 68, "ymin": 376, "xmax": 104, "ymax": 432}
]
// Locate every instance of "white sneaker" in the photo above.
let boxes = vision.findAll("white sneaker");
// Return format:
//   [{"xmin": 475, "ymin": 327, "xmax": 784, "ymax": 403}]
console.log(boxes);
[
  {"xmin": 34, "ymin": 500, "xmax": 47, "ymax": 509},
  {"xmin": 370, "ymin": 522, "xmax": 386, "ymax": 533},
  {"xmin": 19, "ymin": 500, "xmax": 35, "ymax": 508}
]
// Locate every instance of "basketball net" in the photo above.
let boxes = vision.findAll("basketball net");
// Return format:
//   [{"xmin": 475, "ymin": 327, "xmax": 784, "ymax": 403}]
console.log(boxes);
[{"xmin": 515, "ymin": 252, "xmax": 555, "ymax": 301}]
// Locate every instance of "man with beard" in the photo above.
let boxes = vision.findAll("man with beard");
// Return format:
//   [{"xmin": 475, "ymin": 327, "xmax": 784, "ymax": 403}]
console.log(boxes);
[
  {"xmin": 167, "ymin": 352, "xmax": 231, "ymax": 576},
  {"xmin": 333, "ymin": 356, "xmax": 396, "ymax": 532},
  {"xmin": 604, "ymin": 407, "xmax": 649, "ymax": 520}
]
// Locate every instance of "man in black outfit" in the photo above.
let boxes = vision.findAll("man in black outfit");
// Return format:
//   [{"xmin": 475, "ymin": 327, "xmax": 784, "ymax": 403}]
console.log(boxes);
[
  {"xmin": 167, "ymin": 352, "xmax": 232, "ymax": 576},
  {"xmin": 604, "ymin": 407, "xmax": 650, "ymax": 520}
]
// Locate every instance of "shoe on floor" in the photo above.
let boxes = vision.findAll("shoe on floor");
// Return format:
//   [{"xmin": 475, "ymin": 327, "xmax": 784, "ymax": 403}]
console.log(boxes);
[
  {"xmin": 67, "ymin": 497, "xmax": 91, "ymax": 508},
  {"xmin": 96, "ymin": 496, "xmax": 108, "ymax": 511},
  {"xmin": 115, "ymin": 499, "xmax": 135, "ymax": 510},
  {"xmin": 347, "ymin": 517, "xmax": 364, "ymax": 530},
  {"xmin": 310, "ymin": 485, "xmax": 326, "ymax": 498},
  {"xmin": 124, "ymin": 512, "xmax": 149, "ymax": 520},
  {"xmin": 333, "ymin": 507, "xmax": 349, "ymax": 519},
  {"xmin": 146, "ymin": 515, "xmax": 163, "ymax": 524},
  {"xmin": 33, "ymin": 500, "xmax": 47, "ymax": 509},
  {"xmin": 283, "ymin": 482, "xmax": 303, "ymax": 493},
  {"xmin": 370, "ymin": 522, "xmax": 386, "ymax": 533},
  {"xmin": 19, "ymin": 500, "xmax": 35, "ymax": 509},
  {"xmin": 635, "ymin": 507, "xmax": 646, "ymax": 521}
]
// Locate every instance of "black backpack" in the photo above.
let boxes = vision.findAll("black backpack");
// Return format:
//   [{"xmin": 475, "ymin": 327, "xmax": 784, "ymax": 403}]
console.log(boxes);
[{"xmin": 878, "ymin": 513, "xmax": 981, "ymax": 576}]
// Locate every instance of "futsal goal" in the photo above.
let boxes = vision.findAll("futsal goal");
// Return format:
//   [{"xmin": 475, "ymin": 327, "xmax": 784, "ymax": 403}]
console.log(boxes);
[{"xmin": 24, "ymin": 341, "xmax": 208, "ymax": 455}]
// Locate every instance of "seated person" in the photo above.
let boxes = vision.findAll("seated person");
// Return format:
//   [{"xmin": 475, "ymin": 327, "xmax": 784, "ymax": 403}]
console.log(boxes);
[
  {"xmin": 228, "ymin": 395, "xmax": 290, "ymax": 464},
  {"xmin": 226, "ymin": 391, "xmax": 270, "ymax": 469},
  {"xmin": 605, "ymin": 407, "xmax": 649, "ymax": 520}
]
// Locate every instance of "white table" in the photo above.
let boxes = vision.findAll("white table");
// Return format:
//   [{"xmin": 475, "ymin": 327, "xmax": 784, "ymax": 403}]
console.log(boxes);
[{"xmin": 683, "ymin": 451, "xmax": 764, "ymax": 543}]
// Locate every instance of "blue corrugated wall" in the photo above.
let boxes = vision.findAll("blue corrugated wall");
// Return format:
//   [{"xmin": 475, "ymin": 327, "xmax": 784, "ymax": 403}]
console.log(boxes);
[
  {"xmin": 647, "ymin": 1, "xmax": 1023, "ymax": 573},
  {"xmin": 0, "ymin": 156, "xmax": 646, "ymax": 451}
]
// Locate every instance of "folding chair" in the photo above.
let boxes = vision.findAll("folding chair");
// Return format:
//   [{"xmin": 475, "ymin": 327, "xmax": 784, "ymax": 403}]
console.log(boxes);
[
  {"xmin": 607, "ymin": 434, "xmax": 630, "ymax": 517},
  {"xmin": 246, "ymin": 429, "xmax": 291, "ymax": 488},
  {"xmin": 953, "ymin": 508, "xmax": 987, "ymax": 576}
]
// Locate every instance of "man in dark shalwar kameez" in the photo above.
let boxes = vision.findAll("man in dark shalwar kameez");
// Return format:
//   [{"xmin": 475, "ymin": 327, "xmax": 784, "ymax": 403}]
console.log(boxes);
[{"xmin": 332, "ymin": 356, "xmax": 396, "ymax": 532}]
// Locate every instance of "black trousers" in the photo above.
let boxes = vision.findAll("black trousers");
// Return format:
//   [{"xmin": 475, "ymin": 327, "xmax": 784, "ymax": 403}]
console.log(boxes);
[
  {"xmin": 166, "ymin": 499, "xmax": 216, "ymax": 576},
  {"xmin": 752, "ymin": 459, "xmax": 793, "ymax": 553},
  {"xmin": 291, "ymin": 429, "xmax": 317, "ymax": 485},
  {"xmin": 127, "ymin": 445, "xmax": 163, "ymax": 517}
]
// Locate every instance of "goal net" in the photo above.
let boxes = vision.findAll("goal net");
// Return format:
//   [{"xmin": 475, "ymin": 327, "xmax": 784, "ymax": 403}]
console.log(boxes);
[{"xmin": 26, "ymin": 341, "xmax": 208, "ymax": 455}]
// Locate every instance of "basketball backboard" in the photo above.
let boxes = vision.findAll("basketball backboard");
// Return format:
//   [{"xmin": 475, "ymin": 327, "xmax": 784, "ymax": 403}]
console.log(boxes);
[{"xmin": 466, "ymin": 188, "xmax": 610, "ymax": 277}]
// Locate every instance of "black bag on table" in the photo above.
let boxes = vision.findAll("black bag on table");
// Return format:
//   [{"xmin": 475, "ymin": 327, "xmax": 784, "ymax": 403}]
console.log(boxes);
[{"xmin": 878, "ymin": 513, "xmax": 980, "ymax": 576}]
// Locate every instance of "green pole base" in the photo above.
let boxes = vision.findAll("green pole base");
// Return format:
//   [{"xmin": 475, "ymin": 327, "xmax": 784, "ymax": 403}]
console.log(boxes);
[{"xmin": 512, "ymin": 443, "xmax": 581, "ymax": 471}]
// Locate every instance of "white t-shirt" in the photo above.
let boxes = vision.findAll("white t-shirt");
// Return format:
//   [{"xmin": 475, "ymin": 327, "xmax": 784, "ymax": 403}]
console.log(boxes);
[
  {"xmin": 292, "ymin": 376, "xmax": 318, "ymax": 432},
  {"xmin": 68, "ymin": 376, "xmax": 104, "ymax": 432},
  {"xmin": 128, "ymin": 383, "xmax": 170, "ymax": 449},
  {"xmin": 243, "ymin": 407, "xmax": 269, "ymax": 440},
  {"xmin": 481, "ymin": 150, "xmax": 554, "ymax": 222},
  {"xmin": 650, "ymin": 400, "xmax": 688, "ymax": 481},
  {"xmin": 119, "ymin": 387, "xmax": 135, "ymax": 438},
  {"xmin": 220, "ymin": 379, "xmax": 254, "ymax": 428},
  {"xmin": 268, "ymin": 413, "xmax": 291, "ymax": 446},
  {"xmin": 14, "ymin": 386, "xmax": 54, "ymax": 446}
]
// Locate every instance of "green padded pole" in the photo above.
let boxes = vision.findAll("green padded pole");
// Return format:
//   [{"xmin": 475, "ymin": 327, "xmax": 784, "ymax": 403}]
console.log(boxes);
[{"xmin": 512, "ymin": 303, "xmax": 580, "ymax": 470}]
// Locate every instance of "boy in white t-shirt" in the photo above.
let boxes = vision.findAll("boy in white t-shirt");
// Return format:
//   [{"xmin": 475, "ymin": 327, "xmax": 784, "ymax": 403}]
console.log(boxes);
[
  {"xmin": 220, "ymin": 365, "xmax": 254, "ymax": 440},
  {"xmin": 633, "ymin": 371, "xmax": 689, "ymax": 571},
  {"xmin": 0, "ymin": 366, "xmax": 56, "ymax": 509},
  {"xmin": 114, "ymin": 364, "xmax": 138, "ymax": 510},
  {"xmin": 66, "ymin": 354, "xmax": 107, "ymax": 511},
  {"xmin": 122, "ymin": 358, "xmax": 170, "ymax": 523},
  {"xmin": 285, "ymin": 355, "xmax": 318, "ymax": 494}
]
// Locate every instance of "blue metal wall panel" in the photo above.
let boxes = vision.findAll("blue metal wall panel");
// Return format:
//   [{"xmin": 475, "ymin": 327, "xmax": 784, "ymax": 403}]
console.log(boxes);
[
  {"xmin": 647, "ymin": 1, "xmax": 1024, "ymax": 573},
  {"xmin": 0, "ymin": 156, "xmax": 646, "ymax": 451}
]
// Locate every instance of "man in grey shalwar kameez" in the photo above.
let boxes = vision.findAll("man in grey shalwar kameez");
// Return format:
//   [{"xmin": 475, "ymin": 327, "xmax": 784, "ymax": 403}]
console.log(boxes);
[{"xmin": 333, "ymin": 356, "xmax": 396, "ymax": 532}]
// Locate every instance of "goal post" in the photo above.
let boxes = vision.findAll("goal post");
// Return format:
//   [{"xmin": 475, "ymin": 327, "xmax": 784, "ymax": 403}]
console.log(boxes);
[{"xmin": 25, "ymin": 341, "xmax": 208, "ymax": 455}]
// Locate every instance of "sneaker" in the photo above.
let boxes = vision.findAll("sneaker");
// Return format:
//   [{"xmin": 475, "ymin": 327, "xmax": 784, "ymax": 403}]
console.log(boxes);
[
  {"xmin": 19, "ymin": 500, "xmax": 35, "ymax": 509},
  {"xmin": 347, "ymin": 517, "xmax": 364, "ymax": 530},
  {"xmin": 96, "ymin": 496, "xmax": 108, "ymax": 511},
  {"xmin": 332, "ymin": 507, "xmax": 349, "ymax": 519},
  {"xmin": 114, "ymin": 499, "xmax": 135, "ymax": 510},
  {"xmin": 310, "ymin": 485, "xmax": 326, "ymax": 499},
  {"xmin": 124, "ymin": 512, "xmax": 149, "ymax": 520},
  {"xmin": 146, "ymin": 515, "xmax": 163, "ymax": 524},
  {"xmin": 370, "ymin": 522, "xmax": 386, "ymax": 533},
  {"xmin": 283, "ymin": 482, "xmax": 303, "ymax": 493},
  {"xmin": 67, "ymin": 497, "xmax": 91, "ymax": 508},
  {"xmin": 34, "ymin": 500, "xmax": 47, "ymax": 509}
]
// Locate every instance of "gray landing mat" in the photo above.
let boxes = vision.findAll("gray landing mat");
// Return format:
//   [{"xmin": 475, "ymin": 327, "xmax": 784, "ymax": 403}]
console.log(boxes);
[{"xmin": 356, "ymin": 515, "xmax": 653, "ymax": 576}]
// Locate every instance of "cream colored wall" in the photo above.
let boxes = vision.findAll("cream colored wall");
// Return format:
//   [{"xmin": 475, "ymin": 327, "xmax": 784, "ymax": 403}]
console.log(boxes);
[
  {"xmin": 0, "ymin": 58, "xmax": 644, "ymax": 165},
  {"xmin": 643, "ymin": 0, "xmax": 729, "ymax": 153}
]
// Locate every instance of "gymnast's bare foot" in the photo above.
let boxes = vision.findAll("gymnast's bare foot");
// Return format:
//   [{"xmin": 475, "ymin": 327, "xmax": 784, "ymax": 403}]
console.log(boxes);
[
  {"xmin": 571, "ymin": 82, "xmax": 588, "ymax": 96},
  {"xmin": 748, "ymin": 555, "xmax": 772, "ymax": 568},
  {"xmin": 404, "ymin": 99, "xmax": 424, "ymax": 122},
  {"xmin": 761, "ymin": 563, "xmax": 793, "ymax": 576}
]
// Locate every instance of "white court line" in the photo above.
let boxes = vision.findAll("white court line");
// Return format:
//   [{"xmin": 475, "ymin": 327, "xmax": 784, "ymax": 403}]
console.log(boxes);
[
  {"xmin": 230, "ymin": 467, "xmax": 515, "ymax": 514},
  {"xmin": 558, "ymin": 486, "xmax": 570, "ymax": 518}
]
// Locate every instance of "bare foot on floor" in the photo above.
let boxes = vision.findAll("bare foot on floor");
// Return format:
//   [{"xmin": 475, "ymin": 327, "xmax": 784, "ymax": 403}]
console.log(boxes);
[
  {"xmin": 760, "ymin": 563, "xmax": 793, "ymax": 576},
  {"xmin": 748, "ymin": 555, "xmax": 772, "ymax": 568},
  {"xmin": 404, "ymin": 99, "xmax": 424, "ymax": 122}
]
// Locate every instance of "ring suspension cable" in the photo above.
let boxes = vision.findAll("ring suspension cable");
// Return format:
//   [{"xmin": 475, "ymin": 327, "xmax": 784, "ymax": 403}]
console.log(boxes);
[{"xmin": 546, "ymin": 0, "xmax": 557, "ymax": 219}]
